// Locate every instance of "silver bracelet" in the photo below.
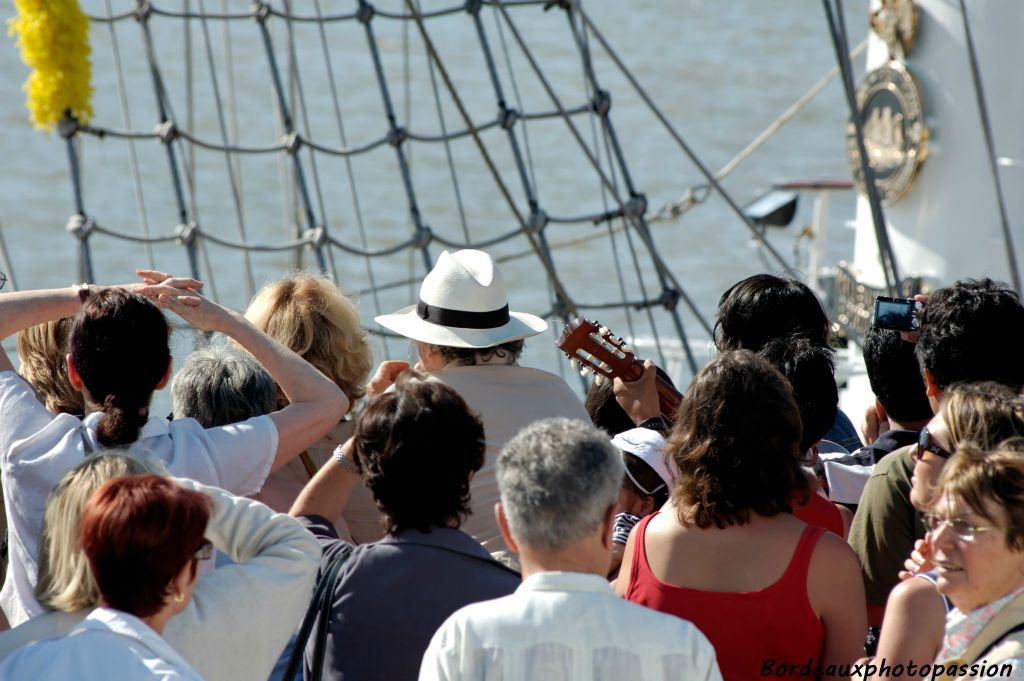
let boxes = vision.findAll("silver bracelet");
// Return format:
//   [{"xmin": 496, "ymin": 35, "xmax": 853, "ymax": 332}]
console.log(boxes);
[{"xmin": 332, "ymin": 448, "xmax": 361, "ymax": 474}]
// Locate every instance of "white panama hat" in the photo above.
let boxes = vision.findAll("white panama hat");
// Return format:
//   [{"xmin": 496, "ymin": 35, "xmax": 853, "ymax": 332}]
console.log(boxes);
[{"xmin": 374, "ymin": 249, "xmax": 548, "ymax": 348}]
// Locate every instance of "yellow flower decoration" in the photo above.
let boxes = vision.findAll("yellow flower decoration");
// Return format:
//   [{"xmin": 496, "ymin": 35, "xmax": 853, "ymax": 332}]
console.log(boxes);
[{"xmin": 9, "ymin": 0, "xmax": 93, "ymax": 131}]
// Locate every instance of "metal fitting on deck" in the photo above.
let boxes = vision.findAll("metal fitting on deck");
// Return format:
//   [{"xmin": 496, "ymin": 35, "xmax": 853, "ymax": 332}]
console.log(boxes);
[
  {"xmin": 175, "ymin": 222, "xmax": 198, "ymax": 246},
  {"xmin": 543, "ymin": 0, "xmax": 571, "ymax": 12},
  {"xmin": 591, "ymin": 89, "xmax": 611, "ymax": 118},
  {"xmin": 526, "ymin": 209, "xmax": 548, "ymax": 235},
  {"xmin": 657, "ymin": 287, "xmax": 680, "ymax": 310},
  {"xmin": 387, "ymin": 126, "xmax": 408, "ymax": 147},
  {"xmin": 133, "ymin": 1, "xmax": 152, "ymax": 22},
  {"xmin": 412, "ymin": 225, "xmax": 433, "ymax": 249},
  {"xmin": 252, "ymin": 2, "xmax": 271, "ymax": 23},
  {"xmin": 499, "ymin": 106, "xmax": 519, "ymax": 130},
  {"xmin": 65, "ymin": 214, "xmax": 93, "ymax": 241},
  {"xmin": 550, "ymin": 295, "xmax": 572, "ymax": 319},
  {"xmin": 303, "ymin": 226, "xmax": 327, "ymax": 249},
  {"xmin": 624, "ymin": 193, "xmax": 647, "ymax": 219},
  {"xmin": 356, "ymin": 1, "xmax": 375, "ymax": 24},
  {"xmin": 283, "ymin": 132, "xmax": 302, "ymax": 155},
  {"xmin": 156, "ymin": 121, "xmax": 178, "ymax": 144},
  {"xmin": 57, "ymin": 114, "xmax": 80, "ymax": 140}
]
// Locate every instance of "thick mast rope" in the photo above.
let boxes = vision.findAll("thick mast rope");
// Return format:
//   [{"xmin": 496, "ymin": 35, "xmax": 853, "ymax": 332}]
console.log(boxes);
[
  {"xmin": 400, "ymin": 0, "xmax": 580, "ymax": 322},
  {"xmin": 568, "ymin": 0, "xmax": 797, "ymax": 280},
  {"xmin": 821, "ymin": 0, "xmax": 902, "ymax": 298},
  {"xmin": 956, "ymin": 0, "xmax": 1020, "ymax": 293},
  {"xmin": 489, "ymin": 0, "xmax": 712, "ymax": 373}
]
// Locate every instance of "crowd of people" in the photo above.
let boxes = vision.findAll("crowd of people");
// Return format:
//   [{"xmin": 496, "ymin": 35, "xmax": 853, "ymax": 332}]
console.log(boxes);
[{"xmin": 0, "ymin": 248, "xmax": 1021, "ymax": 681}]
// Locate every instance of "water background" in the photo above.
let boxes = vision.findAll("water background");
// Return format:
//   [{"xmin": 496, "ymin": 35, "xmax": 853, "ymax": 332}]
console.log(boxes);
[{"xmin": 0, "ymin": 0, "xmax": 869, "ymax": 409}]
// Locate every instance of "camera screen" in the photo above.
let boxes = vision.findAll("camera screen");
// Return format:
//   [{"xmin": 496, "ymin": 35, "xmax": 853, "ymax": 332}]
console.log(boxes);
[{"xmin": 875, "ymin": 299, "xmax": 913, "ymax": 330}]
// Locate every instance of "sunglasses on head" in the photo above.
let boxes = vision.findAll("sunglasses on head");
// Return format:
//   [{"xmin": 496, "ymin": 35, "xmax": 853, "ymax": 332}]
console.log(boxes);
[{"xmin": 913, "ymin": 427, "xmax": 953, "ymax": 461}]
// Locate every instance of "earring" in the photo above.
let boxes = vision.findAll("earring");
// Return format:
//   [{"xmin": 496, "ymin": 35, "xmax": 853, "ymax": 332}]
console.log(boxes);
[{"xmin": 172, "ymin": 592, "xmax": 184, "ymax": 604}]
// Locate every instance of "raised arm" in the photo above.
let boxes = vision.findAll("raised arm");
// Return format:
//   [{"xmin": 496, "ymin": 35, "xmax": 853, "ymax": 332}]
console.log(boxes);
[
  {"xmin": 0, "ymin": 286, "xmax": 93, "ymax": 373},
  {"xmin": 289, "ymin": 361, "xmax": 411, "ymax": 521},
  {"xmin": 139, "ymin": 270, "xmax": 348, "ymax": 471},
  {"xmin": 289, "ymin": 439, "xmax": 361, "ymax": 523},
  {"xmin": 167, "ymin": 477, "xmax": 321, "ymax": 681}
]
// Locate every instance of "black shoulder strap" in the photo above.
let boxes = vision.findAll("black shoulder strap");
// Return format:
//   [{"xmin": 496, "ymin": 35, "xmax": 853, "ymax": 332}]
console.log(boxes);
[{"xmin": 282, "ymin": 543, "xmax": 354, "ymax": 681}]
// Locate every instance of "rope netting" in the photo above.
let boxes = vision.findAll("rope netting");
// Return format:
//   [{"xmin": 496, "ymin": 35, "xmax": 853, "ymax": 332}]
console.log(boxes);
[{"xmin": 6, "ymin": 0, "xmax": 863, "ymax": 384}]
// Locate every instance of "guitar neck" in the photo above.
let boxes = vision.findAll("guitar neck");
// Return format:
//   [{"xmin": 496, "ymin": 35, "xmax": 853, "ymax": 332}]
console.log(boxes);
[{"xmin": 655, "ymin": 377, "xmax": 682, "ymax": 423}]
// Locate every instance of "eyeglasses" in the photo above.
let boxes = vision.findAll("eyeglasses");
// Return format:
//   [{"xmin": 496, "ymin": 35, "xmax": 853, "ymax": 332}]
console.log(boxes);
[
  {"xmin": 912, "ymin": 427, "xmax": 953, "ymax": 462},
  {"xmin": 193, "ymin": 541, "xmax": 213, "ymax": 561},
  {"xmin": 921, "ymin": 513, "xmax": 995, "ymax": 542}
]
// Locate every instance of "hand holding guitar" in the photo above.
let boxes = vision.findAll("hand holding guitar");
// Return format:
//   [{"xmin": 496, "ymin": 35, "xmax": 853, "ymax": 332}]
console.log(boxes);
[
  {"xmin": 614, "ymin": 360, "xmax": 661, "ymax": 426},
  {"xmin": 556, "ymin": 316, "xmax": 681, "ymax": 424}
]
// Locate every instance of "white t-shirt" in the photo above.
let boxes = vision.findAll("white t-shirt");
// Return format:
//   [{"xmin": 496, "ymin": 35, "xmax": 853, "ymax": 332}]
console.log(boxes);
[
  {"xmin": 420, "ymin": 571, "xmax": 723, "ymax": 681},
  {"xmin": 0, "ymin": 371, "xmax": 277, "ymax": 626}
]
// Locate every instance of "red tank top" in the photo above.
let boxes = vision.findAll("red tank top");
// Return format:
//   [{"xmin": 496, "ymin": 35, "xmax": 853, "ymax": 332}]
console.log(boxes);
[
  {"xmin": 793, "ymin": 491, "xmax": 844, "ymax": 537},
  {"xmin": 626, "ymin": 514, "xmax": 825, "ymax": 681}
]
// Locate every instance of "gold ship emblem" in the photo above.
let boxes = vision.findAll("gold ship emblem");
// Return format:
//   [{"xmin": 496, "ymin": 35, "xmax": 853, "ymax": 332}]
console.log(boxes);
[{"xmin": 870, "ymin": 0, "xmax": 920, "ymax": 58}]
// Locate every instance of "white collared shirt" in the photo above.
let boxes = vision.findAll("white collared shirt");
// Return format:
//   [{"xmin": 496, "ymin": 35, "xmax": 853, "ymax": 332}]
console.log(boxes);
[
  {"xmin": 419, "ymin": 571, "xmax": 723, "ymax": 681},
  {"xmin": 0, "ymin": 607, "xmax": 205, "ymax": 680},
  {"xmin": 0, "ymin": 371, "xmax": 278, "ymax": 626}
]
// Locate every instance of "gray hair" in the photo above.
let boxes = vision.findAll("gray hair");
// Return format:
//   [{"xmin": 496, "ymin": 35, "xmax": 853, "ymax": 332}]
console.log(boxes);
[
  {"xmin": 497, "ymin": 418, "xmax": 623, "ymax": 551},
  {"xmin": 171, "ymin": 345, "xmax": 277, "ymax": 427}
]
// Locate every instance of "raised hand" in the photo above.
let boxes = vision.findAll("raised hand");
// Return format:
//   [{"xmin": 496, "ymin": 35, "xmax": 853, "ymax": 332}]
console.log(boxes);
[
  {"xmin": 898, "ymin": 537, "xmax": 934, "ymax": 580},
  {"xmin": 365, "ymin": 360, "xmax": 412, "ymax": 400},
  {"xmin": 135, "ymin": 269, "xmax": 228, "ymax": 333}
]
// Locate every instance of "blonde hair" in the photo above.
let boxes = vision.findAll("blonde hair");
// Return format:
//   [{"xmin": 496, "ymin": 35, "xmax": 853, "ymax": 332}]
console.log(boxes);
[
  {"xmin": 245, "ymin": 273, "xmax": 372, "ymax": 404},
  {"xmin": 35, "ymin": 452, "xmax": 163, "ymax": 612},
  {"xmin": 940, "ymin": 382, "xmax": 1024, "ymax": 450},
  {"xmin": 17, "ymin": 318, "xmax": 84, "ymax": 415}
]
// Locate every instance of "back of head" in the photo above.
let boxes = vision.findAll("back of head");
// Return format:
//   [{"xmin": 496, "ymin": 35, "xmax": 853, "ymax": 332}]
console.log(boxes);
[
  {"xmin": 80, "ymin": 474, "xmax": 210, "ymax": 618},
  {"xmin": 17, "ymin": 318, "xmax": 84, "ymax": 415},
  {"xmin": 70, "ymin": 289, "xmax": 170, "ymax": 448},
  {"xmin": 758, "ymin": 337, "xmax": 838, "ymax": 452},
  {"xmin": 36, "ymin": 453, "xmax": 163, "ymax": 612},
  {"xmin": 862, "ymin": 325, "xmax": 932, "ymax": 425},
  {"xmin": 916, "ymin": 278, "xmax": 1024, "ymax": 391},
  {"xmin": 497, "ymin": 418, "xmax": 623, "ymax": 552},
  {"xmin": 670, "ymin": 350, "xmax": 807, "ymax": 528},
  {"xmin": 353, "ymin": 372, "xmax": 485, "ymax": 534},
  {"xmin": 937, "ymin": 439, "xmax": 1024, "ymax": 550},
  {"xmin": 171, "ymin": 345, "xmax": 276, "ymax": 427},
  {"xmin": 245, "ymin": 273, "xmax": 372, "ymax": 404},
  {"xmin": 940, "ymin": 381, "xmax": 1024, "ymax": 451},
  {"xmin": 715, "ymin": 274, "xmax": 831, "ymax": 352}
]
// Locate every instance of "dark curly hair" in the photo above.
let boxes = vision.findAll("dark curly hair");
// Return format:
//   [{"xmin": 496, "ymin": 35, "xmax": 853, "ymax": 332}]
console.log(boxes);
[
  {"xmin": 430, "ymin": 339, "xmax": 524, "ymax": 367},
  {"xmin": 668, "ymin": 350, "xmax": 808, "ymax": 529},
  {"xmin": 758, "ymin": 337, "xmax": 838, "ymax": 454},
  {"xmin": 916, "ymin": 278, "xmax": 1024, "ymax": 392},
  {"xmin": 863, "ymin": 325, "xmax": 932, "ymax": 424},
  {"xmin": 353, "ymin": 372, "xmax": 485, "ymax": 534},
  {"xmin": 714, "ymin": 274, "xmax": 831, "ymax": 352}
]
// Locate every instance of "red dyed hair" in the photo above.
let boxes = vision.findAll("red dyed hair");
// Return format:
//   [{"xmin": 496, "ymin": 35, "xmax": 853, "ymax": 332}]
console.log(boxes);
[{"xmin": 80, "ymin": 474, "xmax": 211, "ymax": 618}]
